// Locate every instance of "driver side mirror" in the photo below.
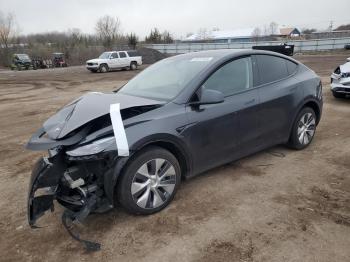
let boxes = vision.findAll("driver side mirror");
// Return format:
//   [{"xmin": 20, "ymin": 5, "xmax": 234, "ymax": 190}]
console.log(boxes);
[{"xmin": 190, "ymin": 89, "xmax": 224, "ymax": 106}]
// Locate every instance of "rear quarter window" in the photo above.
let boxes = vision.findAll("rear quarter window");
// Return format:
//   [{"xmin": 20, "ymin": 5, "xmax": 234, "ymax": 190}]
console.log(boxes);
[
  {"xmin": 286, "ymin": 60, "xmax": 298, "ymax": 75},
  {"xmin": 255, "ymin": 55, "xmax": 289, "ymax": 85},
  {"xmin": 119, "ymin": 52, "xmax": 127, "ymax": 58}
]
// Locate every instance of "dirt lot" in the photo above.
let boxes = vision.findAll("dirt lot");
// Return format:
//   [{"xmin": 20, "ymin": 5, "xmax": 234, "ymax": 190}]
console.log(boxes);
[{"xmin": 0, "ymin": 53, "xmax": 349, "ymax": 262}]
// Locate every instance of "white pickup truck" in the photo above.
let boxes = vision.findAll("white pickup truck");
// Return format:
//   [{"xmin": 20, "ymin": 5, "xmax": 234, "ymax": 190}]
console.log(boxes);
[{"xmin": 86, "ymin": 50, "xmax": 142, "ymax": 73}]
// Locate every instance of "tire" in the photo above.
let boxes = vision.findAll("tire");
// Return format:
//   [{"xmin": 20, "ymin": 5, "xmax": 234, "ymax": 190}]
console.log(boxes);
[
  {"xmin": 288, "ymin": 107, "xmax": 317, "ymax": 150},
  {"xmin": 117, "ymin": 146, "xmax": 181, "ymax": 215},
  {"xmin": 332, "ymin": 91, "xmax": 346, "ymax": 99},
  {"xmin": 99, "ymin": 64, "xmax": 109, "ymax": 73},
  {"xmin": 130, "ymin": 62, "xmax": 137, "ymax": 70}
]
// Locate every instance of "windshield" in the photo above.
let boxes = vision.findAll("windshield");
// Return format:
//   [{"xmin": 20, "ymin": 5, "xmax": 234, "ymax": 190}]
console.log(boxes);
[
  {"xmin": 99, "ymin": 52, "xmax": 111, "ymax": 59},
  {"xmin": 119, "ymin": 56, "xmax": 213, "ymax": 101},
  {"xmin": 17, "ymin": 54, "xmax": 30, "ymax": 60}
]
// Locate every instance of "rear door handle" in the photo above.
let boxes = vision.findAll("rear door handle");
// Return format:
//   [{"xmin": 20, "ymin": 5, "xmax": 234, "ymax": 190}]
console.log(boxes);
[{"xmin": 244, "ymin": 99, "xmax": 255, "ymax": 105}]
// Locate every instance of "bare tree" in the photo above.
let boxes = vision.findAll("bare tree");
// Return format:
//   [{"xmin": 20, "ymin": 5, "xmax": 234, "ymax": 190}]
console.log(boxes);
[
  {"xmin": 145, "ymin": 28, "xmax": 162, "ymax": 43},
  {"xmin": 0, "ymin": 11, "xmax": 16, "ymax": 66},
  {"xmin": 162, "ymin": 30, "xmax": 173, "ymax": 43},
  {"xmin": 269, "ymin": 22, "xmax": 278, "ymax": 35},
  {"xmin": 127, "ymin": 33, "xmax": 138, "ymax": 49},
  {"xmin": 262, "ymin": 25, "xmax": 270, "ymax": 36},
  {"xmin": 197, "ymin": 28, "xmax": 209, "ymax": 40},
  {"xmin": 251, "ymin": 27, "xmax": 261, "ymax": 41},
  {"xmin": 95, "ymin": 15, "xmax": 121, "ymax": 48},
  {"xmin": 67, "ymin": 28, "xmax": 83, "ymax": 48}
]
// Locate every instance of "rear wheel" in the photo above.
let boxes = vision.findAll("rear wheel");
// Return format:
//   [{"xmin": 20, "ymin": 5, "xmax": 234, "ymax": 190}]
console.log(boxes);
[
  {"xmin": 332, "ymin": 91, "xmax": 346, "ymax": 98},
  {"xmin": 99, "ymin": 64, "xmax": 109, "ymax": 73},
  {"xmin": 288, "ymin": 107, "xmax": 316, "ymax": 150},
  {"xmin": 130, "ymin": 62, "xmax": 137, "ymax": 70},
  {"xmin": 117, "ymin": 146, "xmax": 181, "ymax": 215}
]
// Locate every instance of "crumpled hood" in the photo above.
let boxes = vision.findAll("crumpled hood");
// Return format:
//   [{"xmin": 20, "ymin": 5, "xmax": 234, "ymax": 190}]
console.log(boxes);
[{"xmin": 43, "ymin": 92, "xmax": 164, "ymax": 139}]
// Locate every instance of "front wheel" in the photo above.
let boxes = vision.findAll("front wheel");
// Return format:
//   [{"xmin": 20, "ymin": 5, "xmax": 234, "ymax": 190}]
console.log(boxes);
[
  {"xmin": 288, "ymin": 107, "xmax": 317, "ymax": 150},
  {"xmin": 99, "ymin": 64, "xmax": 109, "ymax": 73},
  {"xmin": 117, "ymin": 146, "xmax": 181, "ymax": 215}
]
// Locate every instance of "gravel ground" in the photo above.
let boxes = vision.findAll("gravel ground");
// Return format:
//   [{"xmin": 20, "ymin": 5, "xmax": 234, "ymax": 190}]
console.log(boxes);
[{"xmin": 0, "ymin": 53, "xmax": 349, "ymax": 262}]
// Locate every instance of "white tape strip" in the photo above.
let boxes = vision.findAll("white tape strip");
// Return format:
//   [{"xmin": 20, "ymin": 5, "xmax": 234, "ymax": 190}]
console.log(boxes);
[{"xmin": 110, "ymin": 103, "xmax": 129, "ymax": 156}]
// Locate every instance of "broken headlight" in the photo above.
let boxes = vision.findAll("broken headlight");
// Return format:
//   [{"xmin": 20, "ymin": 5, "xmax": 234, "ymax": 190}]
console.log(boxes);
[{"xmin": 66, "ymin": 136, "xmax": 115, "ymax": 156}]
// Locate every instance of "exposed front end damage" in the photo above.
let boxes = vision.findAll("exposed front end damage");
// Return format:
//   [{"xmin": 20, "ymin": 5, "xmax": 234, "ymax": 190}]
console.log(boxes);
[
  {"xmin": 331, "ymin": 57, "xmax": 350, "ymax": 97},
  {"xmin": 26, "ymin": 91, "xmax": 164, "ymax": 251},
  {"xmin": 28, "ymin": 150, "xmax": 116, "ymax": 251}
]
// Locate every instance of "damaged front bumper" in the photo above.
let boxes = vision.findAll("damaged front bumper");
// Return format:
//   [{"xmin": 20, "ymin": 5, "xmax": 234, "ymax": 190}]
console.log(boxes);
[
  {"xmin": 331, "ymin": 73, "xmax": 350, "ymax": 94},
  {"xmin": 28, "ymin": 153, "xmax": 114, "ymax": 227},
  {"xmin": 28, "ymin": 151, "xmax": 117, "ymax": 251},
  {"xmin": 28, "ymin": 156, "xmax": 63, "ymax": 226}
]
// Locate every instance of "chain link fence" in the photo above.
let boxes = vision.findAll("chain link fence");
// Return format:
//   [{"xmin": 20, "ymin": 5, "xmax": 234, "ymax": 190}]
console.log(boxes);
[{"xmin": 144, "ymin": 37, "xmax": 350, "ymax": 54}]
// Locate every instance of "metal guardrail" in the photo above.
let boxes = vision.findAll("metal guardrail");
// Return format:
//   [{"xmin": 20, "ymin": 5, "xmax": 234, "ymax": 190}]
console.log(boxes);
[{"xmin": 144, "ymin": 37, "xmax": 350, "ymax": 54}]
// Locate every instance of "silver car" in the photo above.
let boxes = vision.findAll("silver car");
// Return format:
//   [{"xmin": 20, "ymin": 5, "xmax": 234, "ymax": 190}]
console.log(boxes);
[{"xmin": 331, "ymin": 57, "xmax": 350, "ymax": 98}]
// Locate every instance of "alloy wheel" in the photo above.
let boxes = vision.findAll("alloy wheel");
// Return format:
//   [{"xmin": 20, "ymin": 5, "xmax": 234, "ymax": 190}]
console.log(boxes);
[
  {"xmin": 131, "ymin": 158, "xmax": 176, "ymax": 209},
  {"xmin": 100, "ymin": 65, "xmax": 107, "ymax": 73},
  {"xmin": 297, "ymin": 112, "xmax": 315, "ymax": 145}
]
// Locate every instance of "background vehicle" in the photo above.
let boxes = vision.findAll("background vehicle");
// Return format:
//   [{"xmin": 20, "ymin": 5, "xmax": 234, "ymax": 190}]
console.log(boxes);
[
  {"xmin": 32, "ymin": 57, "xmax": 49, "ymax": 69},
  {"xmin": 331, "ymin": 57, "xmax": 350, "ymax": 98},
  {"xmin": 10, "ymin": 54, "xmax": 33, "ymax": 70},
  {"xmin": 27, "ymin": 50, "xmax": 322, "ymax": 248},
  {"xmin": 86, "ymin": 50, "xmax": 142, "ymax": 73},
  {"xmin": 52, "ymin": 53, "xmax": 68, "ymax": 67}
]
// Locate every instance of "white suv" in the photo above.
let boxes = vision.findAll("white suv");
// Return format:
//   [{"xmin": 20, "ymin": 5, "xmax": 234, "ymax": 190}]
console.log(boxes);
[{"xmin": 86, "ymin": 51, "xmax": 142, "ymax": 73}]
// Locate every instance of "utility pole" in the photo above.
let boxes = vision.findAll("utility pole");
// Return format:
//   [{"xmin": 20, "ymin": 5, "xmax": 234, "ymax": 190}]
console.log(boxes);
[{"xmin": 328, "ymin": 20, "xmax": 333, "ymax": 32}]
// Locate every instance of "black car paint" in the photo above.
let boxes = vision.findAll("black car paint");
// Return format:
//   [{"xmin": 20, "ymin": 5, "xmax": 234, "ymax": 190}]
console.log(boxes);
[{"xmin": 26, "ymin": 49, "xmax": 322, "ymax": 229}]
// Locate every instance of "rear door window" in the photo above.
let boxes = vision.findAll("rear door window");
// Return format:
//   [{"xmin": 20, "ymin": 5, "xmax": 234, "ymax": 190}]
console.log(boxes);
[
  {"xmin": 255, "ymin": 55, "xmax": 289, "ymax": 85},
  {"xmin": 119, "ymin": 52, "xmax": 127, "ymax": 58}
]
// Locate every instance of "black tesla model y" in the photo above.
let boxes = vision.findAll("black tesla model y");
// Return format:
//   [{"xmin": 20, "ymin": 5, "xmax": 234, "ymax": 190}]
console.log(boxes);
[{"xmin": 26, "ymin": 49, "xmax": 322, "ymax": 248}]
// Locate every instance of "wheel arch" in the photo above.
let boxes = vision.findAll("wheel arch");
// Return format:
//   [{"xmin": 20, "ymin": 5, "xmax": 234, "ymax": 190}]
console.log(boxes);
[
  {"xmin": 104, "ymin": 135, "xmax": 192, "ymax": 206},
  {"xmin": 303, "ymin": 100, "xmax": 321, "ymax": 125},
  {"xmin": 130, "ymin": 61, "xmax": 137, "ymax": 68},
  {"xmin": 287, "ymin": 97, "xmax": 322, "ymax": 142},
  {"xmin": 99, "ymin": 63, "xmax": 109, "ymax": 70}
]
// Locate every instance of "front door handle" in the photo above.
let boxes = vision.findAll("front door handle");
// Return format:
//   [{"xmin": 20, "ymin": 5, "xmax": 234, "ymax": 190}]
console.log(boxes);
[{"xmin": 244, "ymin": 99, "xmax": 255, "ymax": 105}]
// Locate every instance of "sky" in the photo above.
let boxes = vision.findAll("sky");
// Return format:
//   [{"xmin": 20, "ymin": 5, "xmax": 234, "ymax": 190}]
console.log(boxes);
[{"xmin": 1, "ymin": 0, "xmax": 350, "ymax": 39}]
